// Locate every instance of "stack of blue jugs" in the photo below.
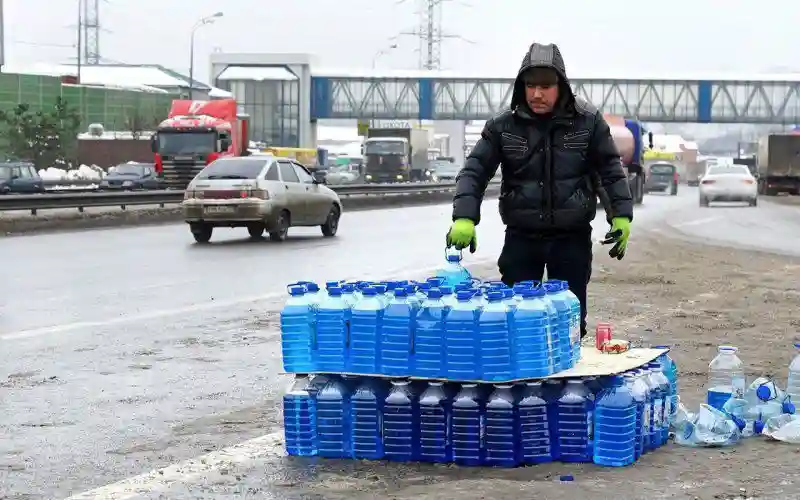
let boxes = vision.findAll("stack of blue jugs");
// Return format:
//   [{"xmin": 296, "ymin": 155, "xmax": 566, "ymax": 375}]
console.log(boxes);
[{"xmin": 280, "ymin": 249, "xmax": 677, "ymax": 467}]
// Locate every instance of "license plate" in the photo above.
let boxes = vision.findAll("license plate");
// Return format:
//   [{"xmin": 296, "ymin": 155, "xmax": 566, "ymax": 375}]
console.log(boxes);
[{"xmin": 203, "ymin": 206, "xmax": 235, "ymax": 214}]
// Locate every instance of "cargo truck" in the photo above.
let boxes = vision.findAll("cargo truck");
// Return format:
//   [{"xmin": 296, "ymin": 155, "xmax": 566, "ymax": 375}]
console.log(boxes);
[
  {"xmin": 151, "ymin": 99, "xmax": 250, "ymax": 189},
  {"xmin": 362, "ymin": 128, "xmax": 431, "ymax": 182},
  {"xmin": 604, "ymin": 115, "xmax": 653, "ymax": 206},
  {"xmin": 756, "ymin": 133, "xmax": 800, "ymax": 195}
]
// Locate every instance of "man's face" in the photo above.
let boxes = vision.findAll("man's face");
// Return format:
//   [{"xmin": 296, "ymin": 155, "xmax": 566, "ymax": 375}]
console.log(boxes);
[{"xmin": 523, "ymin": 68, "xmax": 560, "ymax": 114}]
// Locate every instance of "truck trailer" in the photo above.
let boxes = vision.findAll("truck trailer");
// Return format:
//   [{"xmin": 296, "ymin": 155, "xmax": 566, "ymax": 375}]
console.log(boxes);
[
  {"xmin": 604, "ymin": 115, "xmax": 652, "ymax": 205},
  {"xmin": 151, "ymin": 99, "xmax": 250, "ymax": 190},
  {"xmin": 755, "ymin": 133, "xmax": 800, "ymax": 196},
  {"xmin": 362, "ymin": 128, "xmax": 431, "ymax": 182}
]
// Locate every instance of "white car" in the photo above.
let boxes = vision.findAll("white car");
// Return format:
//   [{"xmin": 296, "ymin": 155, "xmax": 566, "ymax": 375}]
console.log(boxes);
[{"xmin": 699, "ymin": 164, "xmax": 758, "ymax": 207}]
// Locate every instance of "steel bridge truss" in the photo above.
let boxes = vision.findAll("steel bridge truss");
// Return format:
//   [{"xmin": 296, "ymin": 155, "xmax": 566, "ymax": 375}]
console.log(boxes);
[{"xmin": 313, "ymin": 76, "xmax": 800, "ymax": 123}]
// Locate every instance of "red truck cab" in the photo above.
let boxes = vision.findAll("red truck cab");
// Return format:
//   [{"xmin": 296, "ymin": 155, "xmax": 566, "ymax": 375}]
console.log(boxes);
[{"xmin": 151, "ymin": 99, "xmax": 249, "ymax": 189}]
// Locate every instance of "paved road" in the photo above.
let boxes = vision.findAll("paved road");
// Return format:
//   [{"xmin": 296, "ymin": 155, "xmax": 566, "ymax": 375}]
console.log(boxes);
[{"xmin": 0, "ymin": 191, "xmax": 795, "ymax": 499}]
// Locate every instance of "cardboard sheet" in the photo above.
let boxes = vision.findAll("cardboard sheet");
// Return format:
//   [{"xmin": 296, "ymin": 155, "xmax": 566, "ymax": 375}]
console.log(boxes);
[{"xmin": 283, "ymin": 347, "xmax": 668, "ymax": 384}]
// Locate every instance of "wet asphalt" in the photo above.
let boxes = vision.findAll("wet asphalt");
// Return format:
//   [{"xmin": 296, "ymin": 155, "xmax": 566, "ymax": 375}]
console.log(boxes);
[{"xmin": 1, "ymin": 189, "xmax": 797, "ymax": 499}]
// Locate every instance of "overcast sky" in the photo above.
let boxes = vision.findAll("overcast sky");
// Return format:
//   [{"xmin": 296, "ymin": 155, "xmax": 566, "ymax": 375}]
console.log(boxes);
[{"xmin": 5, "ymin": 0, "xmax": 800, "ymax": 80}]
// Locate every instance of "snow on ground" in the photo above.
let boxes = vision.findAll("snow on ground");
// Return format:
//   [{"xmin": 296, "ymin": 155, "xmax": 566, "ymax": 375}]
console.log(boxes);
[{"xmin": 39, "ymin": 165, "xmax": 106, "ymax": 181}]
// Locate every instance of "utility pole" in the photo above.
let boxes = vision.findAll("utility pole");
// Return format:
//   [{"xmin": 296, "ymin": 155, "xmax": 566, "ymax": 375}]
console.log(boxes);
[
  {"xmin": 398, "ymin": 0, "xmax": 470, "ymax": 70},
  {"xmin": 83, "ymin": 0, "xmax": 100, "ymax": 64},
  {"xmin": 76, "ymin": 0, "xmax": 82, "ymax": 81}
]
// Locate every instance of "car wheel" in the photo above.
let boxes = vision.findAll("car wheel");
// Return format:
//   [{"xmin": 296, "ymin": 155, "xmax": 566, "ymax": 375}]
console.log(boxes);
[
  {"xmin": 247, "ymin": 223, "xmax": 265, "ymax": 239},
  {"xmin": 190, "ymin": 223, "xmax": 213, "ymax": 243},
  {"xmin": 269, "ymin": 210, "xmax": 290, "ymax": 242},
  {"xmin": 699, "ymin": 197, "xmax": 709, "ymax": 207},
  {"xmin": 750, "ymin": 197, "xmax": 758, "ymax": 207},
  {"xmin": 321, "ymin": 205, "xmax": 340, "ymax": 237}
]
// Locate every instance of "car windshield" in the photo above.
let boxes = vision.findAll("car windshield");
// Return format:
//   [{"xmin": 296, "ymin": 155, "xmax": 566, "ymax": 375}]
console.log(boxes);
[
  {"xmin": 707, "ymin": 165, "xmax": 750, "ymax": 176},
  {"xmin": 157, "ymin": 131, "xmax": 216, "ymax": 155},
  {"xmin": 0, "ymin": 166, "xmax": 10, "ymax": 179},
  {"xmin": 433, "ymin": 163, "xmax": 461, "ymax": 174},
  {"xmin": 364, "ymin": 140, "xmax": 406, "ymax": 155},
  {"xmin": 196, "ymin": 159, "xmax": 267, "ymax": 180},
  {"xmin": 650, "ymin": 164, "xmax": 675, "ymax": 174},
  {"xmin": 113, "ymin": 164, "xmax": 145, "ymax": 175}
]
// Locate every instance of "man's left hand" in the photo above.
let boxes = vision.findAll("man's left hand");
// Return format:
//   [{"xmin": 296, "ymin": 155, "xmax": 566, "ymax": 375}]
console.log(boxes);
[{"xmin": 601, "ymin": 217, "xmax": 631, "ymax": 260}]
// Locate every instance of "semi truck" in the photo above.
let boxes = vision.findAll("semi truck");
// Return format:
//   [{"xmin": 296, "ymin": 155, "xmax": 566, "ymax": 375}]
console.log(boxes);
[
  {"xmin": 362, "ymin": 128, "xmax": 431, "ymax": 182},
  {"xmin": 604, "ymin": 115, "xmax": 653, "ymax": 205},
  {"xmin": 151, "ymin": 99, "xmax": 250, "ymax": 189},
  {"xmin": 756, "ymin": 133, "xmax": 800, "ymax": 195}
]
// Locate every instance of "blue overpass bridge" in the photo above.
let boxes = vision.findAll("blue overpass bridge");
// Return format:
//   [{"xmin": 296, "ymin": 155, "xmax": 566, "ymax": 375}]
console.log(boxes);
[{"xmin": 310, "ymin": 69, "xmax": 800, "ymax": 124}]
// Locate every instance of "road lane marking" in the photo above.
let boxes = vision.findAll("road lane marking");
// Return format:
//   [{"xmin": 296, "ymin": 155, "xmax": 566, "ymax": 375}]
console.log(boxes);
[
  {"xmin": 1, "ymin": 258, "xmax": 498, "ymax": 341},
  {"xmin": 64, "ymin": 431, "xmax": 285, "ymax": 499},
  {"xmin": 672, "ymin": 216, "xmax": 721, "ymax": 228}
]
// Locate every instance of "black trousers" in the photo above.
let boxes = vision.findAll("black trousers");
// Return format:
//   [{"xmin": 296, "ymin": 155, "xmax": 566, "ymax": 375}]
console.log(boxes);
[{"xmin": 497, "ymin": 229, "xmax": 593, "ymax": 338}]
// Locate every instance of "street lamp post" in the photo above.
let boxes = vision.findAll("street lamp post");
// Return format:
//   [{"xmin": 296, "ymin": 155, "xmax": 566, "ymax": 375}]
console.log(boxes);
[
  {"xmin": 189, "ymin": 11, "xmax": 223, "ymax": 100},
  {"xmin": 371, "ymin": 43, "xmax": 398, "ymax": 69}
]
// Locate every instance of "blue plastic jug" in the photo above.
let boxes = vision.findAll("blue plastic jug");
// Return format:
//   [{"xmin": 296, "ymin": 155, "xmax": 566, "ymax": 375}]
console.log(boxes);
[
  {"xmin": 518, "ymin": 381, "xmax": 553, "ymax": 464},
  {"xmin": 555, "ymin": 379, "xmax": 594, "ymax": 463},
  {"xmin": 349, "ymin": 287, "xmax": 384, "ymax": 374},
  {"xmin": 315, "ymin": 286, "xmax": 350, "ymax": 372},
  {"xmin": 513, "ymin": 287, "xmax": 554, "ymax": 379},
  {"xmin": 444, "ymin": 290, "xmax": 480, "ymax": 380},
  {"xmin": 418, "ymin": 381, "xmax": 452, "ymax": 463},
  {"xmin": 413, "ymin": 288, "xmax": 447, "ymax": 378},
  {"xmin": 280, "ymin": 285, "xmax": 316, "ymax": 373},
  {"xmin": 451, "ymin": 383, "xmax": 485, "ymax": 466},
  {"xmin": 484, "ymin": 384, "xmax": 520, "ymax": 467},
  {"xmin": 380, "ymin": 288, "xmax": 417, "ymax": 377},
  {"xmin": 437, "ymin": 249, "xmax": 472, "ymax": 287},
  {"xmin": 350, "ymin": 378, "xmax": 386, "ymax": 459},
  {"xmin": 593, "ymin": 375, "xmax": 637, "ymax": 467},
  {"xmin": 382, "ymin": 380, "xmax": 419, "ymax": 461},
  {"xmin": 316, "ymin": 377, "xmax": 352, "ymax": 458},
  {"xmin": 283, "ymin": 375, "xmax": 317, "ymax": 456},
  {"xmin": 478, "ymin": 291, "xmax": 513, "ymax": 381}
]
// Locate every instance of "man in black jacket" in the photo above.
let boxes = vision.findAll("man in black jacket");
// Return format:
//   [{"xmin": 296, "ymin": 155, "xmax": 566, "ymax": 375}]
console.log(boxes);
[{"xmin": 446, "ymin": 42, "xmax": 633, "ymax": 339}]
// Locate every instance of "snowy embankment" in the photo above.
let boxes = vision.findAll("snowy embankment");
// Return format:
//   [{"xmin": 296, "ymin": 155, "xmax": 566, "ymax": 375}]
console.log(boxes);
[{"xmin": 38, "ymin": 164, "xmax": 106, "ymax": 191}]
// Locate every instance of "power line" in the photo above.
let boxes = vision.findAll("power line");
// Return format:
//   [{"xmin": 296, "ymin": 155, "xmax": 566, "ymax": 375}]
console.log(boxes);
[{"xmin": 396, "ymin": 0, "xmax": 471, "ymax": 70}]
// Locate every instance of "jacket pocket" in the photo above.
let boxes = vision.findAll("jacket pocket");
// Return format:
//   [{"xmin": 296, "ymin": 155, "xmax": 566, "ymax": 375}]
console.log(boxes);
[{"xmin": 562, "ymin": 129, "xmax": 590, "ymax": 150}]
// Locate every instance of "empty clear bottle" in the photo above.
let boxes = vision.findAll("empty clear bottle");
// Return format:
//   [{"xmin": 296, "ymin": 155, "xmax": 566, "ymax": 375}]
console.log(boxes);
[
  {"xmin": 280, "ymin": 285, "xmax": 316, "ymax": 373},
  {"xmin": 707, "ymin": 345, "xmax": 746, "ymax": 411},
  {"xmin": 484, "ymin": 384, "xmax": 520, "ymax": 467},
  {"xmin": 518, "ymin": 381, "xmax": 553, "ymax": 464},
  {"xmin": 593, "ymin": 375, "xmax": 637, "ymax": 467},
  {"xmin": 316, "ymin": 377, "xmax": 352, "ymax": 458},
  {"xmin": 380, "ymin": 288, "xmax": 417, "ymax": 377},
  {"xmin": 437, "ymin": 249, "xmax": 472, "ymax": 287},
  {"xmin": 479, "ymin": 291, "xmax": 514, "ymax": 381},
  {"xmin": 349, "ymin": 287, "xmax": 384, "ymax": 374},
  {"xmin": 513, "ymin": 287, "xmax": 554, "ymax": 379},
  {"xmin": 315, "ymin": 286, "xmax": 350, "ymax": 372},
  {"xmin": 787, "ymin": 343, "xmax": 800, "ymax": 404},
  {"xmin": 382, "ymin": 380, "xmax": 419, "ymax": 462},
  {"xmin": 283, "ymin": 375, "xmax": 318, "ymax": 457},
  {"xmin": 350, "ymin": 378, "xmax": 386, "ymax": 459},
  {"xmin": 444, "ymin": 290, "xmax": 480, "ymax": 380},
  {"xmin": 413, "ymin": 288, "xmax": 447, "ymax": 378},
  {"xmin": 451, "ymin": 383, "xmax": 485, "ymax": 466},
  {"xmin": 544, "ymin": 281, "xmax": 573, "ymax": 370},
  {"xmin": 418, "ymin": 381, "xmax": 452, "ymax": 463},
  {"xmin": 555, "ymin": 379, "xmax": 594, "ymax": 463}
]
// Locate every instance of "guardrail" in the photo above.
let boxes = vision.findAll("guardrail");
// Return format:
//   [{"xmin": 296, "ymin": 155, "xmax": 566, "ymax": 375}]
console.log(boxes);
[{"xmin": 0, "ymin": 181, "xmax": 476, "ymax": 215}]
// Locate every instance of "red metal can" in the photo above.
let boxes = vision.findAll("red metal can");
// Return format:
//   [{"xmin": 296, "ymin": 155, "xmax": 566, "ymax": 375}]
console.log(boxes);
[{"xmin": 595, "ymin": 322, "xmax": 612, "ymax": 350}]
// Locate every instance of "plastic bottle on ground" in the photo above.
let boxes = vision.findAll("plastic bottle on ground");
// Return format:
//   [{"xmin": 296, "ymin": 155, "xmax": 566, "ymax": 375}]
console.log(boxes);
[
  {"xmin": 593, "ymin": 375, "xmax": 637, "ymax": 467},
  {"xmin": 451, "ymin": 383, "xmax": 485, "ymax": 466},
  {"xmin": 316, "ymin": 377, "xmax": 352, "ymax": 458},
  {"xmin": 787, "ymin": 343, "xmax": 800, "ymax": 404},
  {"xmin": 280, "ymin": 285, "xmax": 316, "ymax": 373},
  {"xmin": 283, "ymin": 375, "xmax": 318, "ymax": 457},
  {"xmin": 382, "ymin": 379, "xmax": 419, "ymax": 461},
  {"xmin": 653, "ymin": 346, "xmax": 679, "ymax": 426},
  {"xmin": 418, "ymin": 381, "xmax": 452, "ymax": 463},
  {"xmin": 484, "ymin": 384, "xmax": 520, "ymax": 467},
  {"xmin": 646, "ymin": 361, "xmax": 670, "ymax": 448},
  {"xmin": 555, "ymin": 379, "xmax": 594, "ymax": 463},
  {"xmin": 707, "ymin": 346, "xmax": 746, "ymax": 411},
  {"xmin": 518, "ymin": 381, "xmax": 553, "ymax": 464}
]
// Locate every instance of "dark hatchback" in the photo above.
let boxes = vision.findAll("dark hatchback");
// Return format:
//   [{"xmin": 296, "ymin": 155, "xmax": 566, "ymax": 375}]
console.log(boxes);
[
  {"xmin": 0, "ymin": 162, "xmax": 46, "ymax": 194},
  {"xmin": 99, "ymin": 162, "xmax": 163, "ymax": 190},
  {"xmin": 644, "ymin": 162, "xmax": 678, "ymax": 195}
]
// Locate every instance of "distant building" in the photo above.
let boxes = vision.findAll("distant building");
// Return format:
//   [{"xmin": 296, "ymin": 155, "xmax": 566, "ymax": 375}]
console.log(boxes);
[{"xmin": 0, "ymin": 63, "xmax": 230, "ymax": 99}]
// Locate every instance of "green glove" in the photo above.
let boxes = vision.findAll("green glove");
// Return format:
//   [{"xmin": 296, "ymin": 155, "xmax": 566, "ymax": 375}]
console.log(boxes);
[
  {"xmin": 601, "ymin": 217, "xmax": 631, "ymax": 260},
  {"xmin": 446, "ymin": 218, "xmax": 477, "ymax": 253}
]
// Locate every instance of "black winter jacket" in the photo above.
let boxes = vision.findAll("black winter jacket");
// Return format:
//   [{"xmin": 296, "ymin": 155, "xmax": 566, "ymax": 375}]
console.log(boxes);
[{"xmin": 452, "ymin": 43, "xmax": 633, "ymax": 235}]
